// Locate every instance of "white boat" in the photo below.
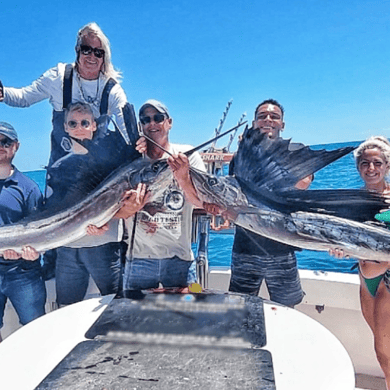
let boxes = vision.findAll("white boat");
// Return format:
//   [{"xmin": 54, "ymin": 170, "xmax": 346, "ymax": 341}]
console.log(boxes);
[{"xmin": 1, "ymin": 262, "xmax": 385, "ymax": 389}]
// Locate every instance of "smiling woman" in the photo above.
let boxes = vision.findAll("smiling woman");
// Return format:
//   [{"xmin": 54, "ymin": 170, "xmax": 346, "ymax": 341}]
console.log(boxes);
[
  {"xmin": 331, "ymin": 136, "xmax": 390, "ymax": 389},
  {"xmin": 0, "ymin": 22, "xmax": 133, "ymax": 163},
  {"xmin": 0, "ymin": 22, "xmax": 142, "ymax": 309}
]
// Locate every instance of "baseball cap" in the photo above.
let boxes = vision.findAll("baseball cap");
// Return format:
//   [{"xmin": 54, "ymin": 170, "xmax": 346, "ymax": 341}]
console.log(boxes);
[
  {"xmin": 139, "ymin": 99, "xmax": 170, "ymax": 118},
  {"xmin": 0, "ymin": 122, "xmax": 18, "ymax": 141}
]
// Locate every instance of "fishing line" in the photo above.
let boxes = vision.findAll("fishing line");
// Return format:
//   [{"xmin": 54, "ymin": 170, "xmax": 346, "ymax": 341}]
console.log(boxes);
[{"xmin": 139, "ymin": 121, "xmax": 248, "ymax": 159}]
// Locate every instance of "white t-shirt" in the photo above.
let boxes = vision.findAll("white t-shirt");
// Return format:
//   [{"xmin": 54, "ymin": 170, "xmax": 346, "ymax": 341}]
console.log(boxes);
[{"xmin": 125, "ymin": 144, "xmax": 206, "ymax": 261}]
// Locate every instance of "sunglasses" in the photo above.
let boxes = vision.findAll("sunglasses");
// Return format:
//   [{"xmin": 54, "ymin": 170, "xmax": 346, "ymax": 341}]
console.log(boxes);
[
  {"xmin": 67, "ymin": 119, "xmax": 92, "ymax": 129},
  {"xmin": 79, "ymin": 44, "xmax": 105, "ymax": 59},
  {"xmin": 140, "ymin": 114, "xmax": 166, "ymax": 125},
  {"xmin": 0, "ymin": 138, "xmax": 15, "ymax": 148}
]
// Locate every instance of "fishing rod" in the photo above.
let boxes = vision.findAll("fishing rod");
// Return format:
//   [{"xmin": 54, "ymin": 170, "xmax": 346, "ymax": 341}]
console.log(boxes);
[
  {"xmin": 208, "ymin": 99, "xmax": 233, "ymax": 152},
  {"xmin": 226, "ymin": 112, "xmax": 247, "ymax": 152},
  {"xmin": 141, "ymin": 120, "xmax": 247, "ymax": 158}
]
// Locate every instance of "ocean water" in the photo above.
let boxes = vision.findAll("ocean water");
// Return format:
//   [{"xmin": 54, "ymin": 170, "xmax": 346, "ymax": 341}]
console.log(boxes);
[{"xmin": 23, "ymin": 140, "xmax": 364, "ymax": 275}]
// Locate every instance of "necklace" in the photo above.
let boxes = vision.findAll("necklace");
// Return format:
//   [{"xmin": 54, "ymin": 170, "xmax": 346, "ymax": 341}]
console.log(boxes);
[{"xmin": 76, "ymin": 72, "xmax": 100, "ymax": 106}]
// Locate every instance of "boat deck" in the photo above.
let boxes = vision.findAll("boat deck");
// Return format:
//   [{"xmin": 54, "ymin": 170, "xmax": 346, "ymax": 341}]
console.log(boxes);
[
  {"xmin": 2, "ymin": 271, "xmax": 389, "ymax": 389},
  {"xmin": 356, "ymin": 374, "xmax": 386, "ymax": 390}
]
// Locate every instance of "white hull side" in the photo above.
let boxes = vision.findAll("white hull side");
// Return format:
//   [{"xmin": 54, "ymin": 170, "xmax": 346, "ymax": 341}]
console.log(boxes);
[
  {"xmin": 209, "ymin": 268, "xmax": 384, "ymax": 380},
  {"xmin": 2, "ymin": 268, "xmax": 386, "ymax": 388}
]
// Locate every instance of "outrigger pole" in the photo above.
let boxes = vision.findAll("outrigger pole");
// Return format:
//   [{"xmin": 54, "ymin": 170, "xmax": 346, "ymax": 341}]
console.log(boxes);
[
  {"xmin": 208, "ymin": 99, "xmax": 233, "ymax": 152},
  {"xmin": 226, "ymin": 112, "xmax": 246, "ymax": 152}
]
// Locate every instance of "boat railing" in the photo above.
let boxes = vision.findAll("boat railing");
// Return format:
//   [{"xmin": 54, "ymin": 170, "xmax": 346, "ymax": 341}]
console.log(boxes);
[{"xmin": 192, "ymin": 209, "xmax": 210, "ymax": 289}]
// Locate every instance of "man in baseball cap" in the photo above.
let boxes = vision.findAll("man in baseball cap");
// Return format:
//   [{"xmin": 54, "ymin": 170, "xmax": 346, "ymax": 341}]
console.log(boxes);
[
  {"xmin": 0, "ymin": 121, "xmax": 18, "ymax": 142},
  {"xmin": 139, "ymin": 99, "xmax": 170, "ymax": 119},
  {"xmin": 0, "ymin": 121, "xmax": 46, "ymax": 341},
  {"xmin": 116, "ymin": 99, "xmax": 206, "ymax": 293}
]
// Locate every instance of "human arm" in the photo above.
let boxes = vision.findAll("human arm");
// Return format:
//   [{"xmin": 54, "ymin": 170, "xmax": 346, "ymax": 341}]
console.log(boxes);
[
  {"xmin": 2, "ymin": 65, "xmax": 63, "ymax": 108},
  {"xmin": 108, "ymin": 84, "xmax": 132, "ymax": 143}
]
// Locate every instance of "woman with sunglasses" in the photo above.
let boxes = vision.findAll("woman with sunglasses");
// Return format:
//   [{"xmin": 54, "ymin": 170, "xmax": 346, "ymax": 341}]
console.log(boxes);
[
  {"xmin": 0, "ymin": 22, "xmax": 136, "ymax": 165},
  {"xmin": 0, "ymin": 23, "xmax": 139, "ymax": 293},
  {"xmin": 330, "ymin": 136, "xmax": 390, "ymax": 389}
]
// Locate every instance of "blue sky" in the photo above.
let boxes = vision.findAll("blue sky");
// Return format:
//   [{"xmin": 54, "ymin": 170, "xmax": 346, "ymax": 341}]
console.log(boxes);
[{"xmin": 1, "ymin": 0, "xmax": 390, "ymax": 171}]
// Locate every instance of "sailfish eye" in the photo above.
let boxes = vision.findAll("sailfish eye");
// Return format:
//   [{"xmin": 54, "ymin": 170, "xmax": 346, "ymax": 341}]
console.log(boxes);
[
  {"xmin": 208, "ymin": 177, "xmax": 218, "ymax": 186},
  {"xmin": 152, "ymin": 162, "xmax": 160, "ymax": 172}
]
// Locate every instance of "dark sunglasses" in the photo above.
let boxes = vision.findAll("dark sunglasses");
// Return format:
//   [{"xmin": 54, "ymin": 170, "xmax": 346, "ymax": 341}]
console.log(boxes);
[
  {"xmin": 140, "ymin": 114, "xmax": 166, "ymax": 125},
  {"xmin": 67, "ymin": 119, "xmax": 92, "ymax": 129},
  {"xmin": 79, "ymin": 44, "xmax": 105, "ymax": 59},
  {"xmin": 0, "ymin": 138, "xmax": 15, "ymax": 148}
]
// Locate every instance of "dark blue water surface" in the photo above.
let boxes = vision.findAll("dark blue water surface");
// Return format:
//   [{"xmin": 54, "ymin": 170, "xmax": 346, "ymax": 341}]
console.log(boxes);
[{"xmin": 24, "ymin": 140, "xmax": 365, "ymax": 274}]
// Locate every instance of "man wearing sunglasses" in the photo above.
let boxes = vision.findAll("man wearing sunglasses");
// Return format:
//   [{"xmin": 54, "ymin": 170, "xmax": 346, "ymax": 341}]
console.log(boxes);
[
  {"xmin": 114, "ymin": 99, "xmax": 206, "ymax": 292},
  {"xmin": 0, "ymin": 122, "xmax": 46, "ymax": 341}
]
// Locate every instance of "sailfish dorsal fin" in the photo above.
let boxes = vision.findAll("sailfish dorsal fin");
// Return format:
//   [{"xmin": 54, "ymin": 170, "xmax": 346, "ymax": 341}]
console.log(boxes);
[{"xmin": 232, "ymin": 127, "xmax": 355, "ymax": 192}]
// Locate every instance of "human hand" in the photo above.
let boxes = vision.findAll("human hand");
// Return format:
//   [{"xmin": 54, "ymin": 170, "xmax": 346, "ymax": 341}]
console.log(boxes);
[
  {"xmin": 295, "ymin": 174, "xmax": 313, "ymax": 190},
  {"xmin": 21, "ymin": 246, "xmax": 40, "ymax": 261},
  {"xmin": 168, "ymin": 153, "xmax": 190, "ymax": 183},
  {"xmin": 87, "ymin": 223, "xmax": 109, "ymax": 236},
  {"xmin": 143, "ymin": 221, "xmax": 158, "ymax": 234},
  {"xmin": 3, "ymin": 246, "xmax": 40, "ymax": 261},
  {"xmin": 203, "ymin": 202, "xmax": 224, "ymax": 216},
  {"xmin": 116, "ymin": 183, "xmax": 149, "ymax": 219},
  {"xmin": 136, "ymin": 136, "xmax": 147, "ymax": 154},
  {"xmin": 328, "ymin": 248, "xmax": 348, "ymax": 259},
  {"xmin": 2, "ymin": 249, "xmax": 21, "ymax": 260}
]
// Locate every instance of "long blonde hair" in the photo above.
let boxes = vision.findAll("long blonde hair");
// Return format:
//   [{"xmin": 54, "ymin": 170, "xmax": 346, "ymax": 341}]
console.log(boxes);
[{"xmin": 75, "ymin": 22, "xmax": 122, "ymax": 81}]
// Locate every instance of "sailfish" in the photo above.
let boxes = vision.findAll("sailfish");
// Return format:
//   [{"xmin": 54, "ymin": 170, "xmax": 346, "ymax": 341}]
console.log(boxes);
[
  {"xmin": 189, "ymin": 126, "xmax": 390, "ymax": 262},
  {"xmin": 0, "ymin": 122, "xmax": 388, "ymax": 262}
]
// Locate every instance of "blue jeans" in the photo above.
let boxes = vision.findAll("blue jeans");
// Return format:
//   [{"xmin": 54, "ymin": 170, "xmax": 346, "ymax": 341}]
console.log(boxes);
[
  {"xmin": 123, "ymin": 257, "xmax": 195, "ymax": 291},
  {"xmin": 56, "ymin": 242, "xmax": 122, "ymax": 306},
  {"xmin": 0, "ymin": 262, "xmax": 46, "ymax": 328}
]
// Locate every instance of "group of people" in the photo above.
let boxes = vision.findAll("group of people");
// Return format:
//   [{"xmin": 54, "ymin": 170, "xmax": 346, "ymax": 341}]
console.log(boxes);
[
  {"xmin": 1, "ymin": 20, "xmax": 390, "ymax": 388},
  {"xmin": 0, "ymin": 22, "xmax": 207, "ymax": 339}
]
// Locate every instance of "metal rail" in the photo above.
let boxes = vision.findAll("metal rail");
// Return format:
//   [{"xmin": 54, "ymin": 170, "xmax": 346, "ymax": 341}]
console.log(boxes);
[{"xmin": 192, "ymin": 212, "xmax": 210, "ymax": 289}]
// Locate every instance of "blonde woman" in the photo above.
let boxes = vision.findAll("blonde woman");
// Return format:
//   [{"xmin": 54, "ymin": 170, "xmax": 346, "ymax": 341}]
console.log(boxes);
[{"xmin": 332, "ymin": 136, "xmax": 390, "ymax": 389}]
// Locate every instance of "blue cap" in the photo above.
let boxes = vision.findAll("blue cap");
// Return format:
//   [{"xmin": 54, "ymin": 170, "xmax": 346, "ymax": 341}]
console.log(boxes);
[
  {"xmin": 0, "ymin": 122, "xmax": 18, "ymax": 141},
  {"xmin": 139, "ymin": 99, "xmax": 170, "ymax": 118}
]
